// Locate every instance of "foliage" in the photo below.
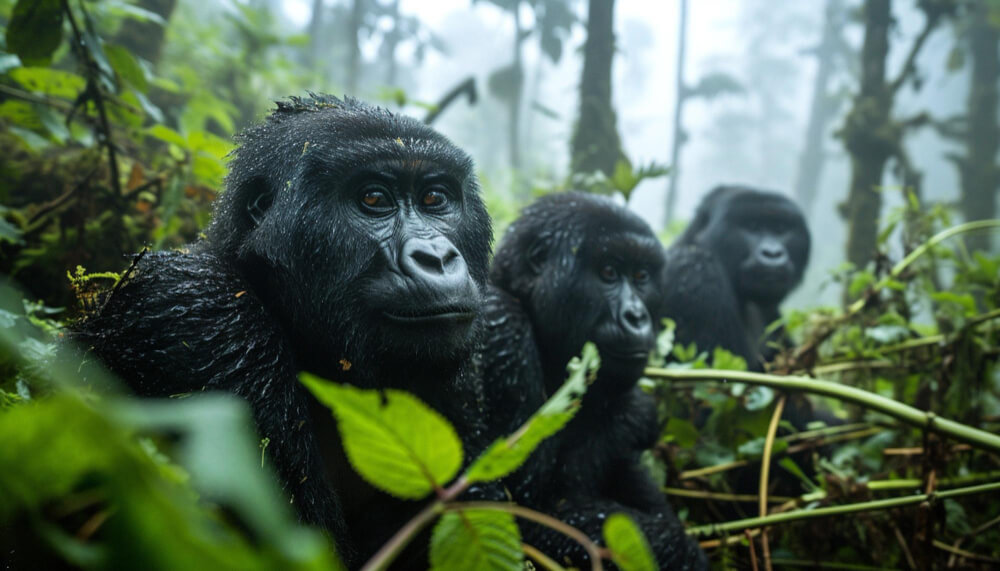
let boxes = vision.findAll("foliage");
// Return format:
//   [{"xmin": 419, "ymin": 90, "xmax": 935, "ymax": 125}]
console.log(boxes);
[{"xmin": 649, "ymin": 196, "xmax": 1000, "ymax": 567}]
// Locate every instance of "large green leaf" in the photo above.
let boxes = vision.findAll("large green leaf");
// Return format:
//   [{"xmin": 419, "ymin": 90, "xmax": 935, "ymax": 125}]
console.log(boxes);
[
  {"xmin": 603, "ymin": 513, "xmax": 657, "ymax": 571},
  {"xmin": 464, "ymin": 342, "xmax": 599, "ymax": 483},
  {"xmin": 105, "ymin": 44, "xmax": 148, "ymax": 92},
  {"xmin": 430, "ymin": 509, "xmax": 522, "ymax": 571},
  {"xmin": 7, "ymin": 0, "xmax": 64, "ymax": 66},
  {"xmin": 301, "ymin": 375, "xmax": 463, "ymax": 499},
  {"xmin": 9, "ymin": 67, "xmax": 86, "ymax": 99}
]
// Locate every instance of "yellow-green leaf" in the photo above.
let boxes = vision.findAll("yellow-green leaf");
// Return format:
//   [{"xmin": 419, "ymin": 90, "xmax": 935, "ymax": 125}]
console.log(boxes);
[
  {"xmin": 430, "ymin": 509, "xmax": 522, "ymax": 571},
  {"xmin": 603, "ymin": 513, "xmax": 657, "ymax": 571},
  {"xmin": 465, "ymin": 342, "xmax": 599, "ymax": 483},
  {"xmin": 300, "ymin": 375, "xmax": 463, "ymax": 499}
]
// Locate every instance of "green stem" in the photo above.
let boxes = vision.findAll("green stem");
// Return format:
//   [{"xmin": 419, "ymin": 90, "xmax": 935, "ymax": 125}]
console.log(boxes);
[
  {"xmin": 687, "ymin": 481, "xmax": 1000, "ymax": 536},
  {"xmin": 645, "ymin": 367, "xmax": 1000, "ymax": 453},
  {"xmin": 447, "ymin": 501, "xmax": 605, "ymax": 570}
]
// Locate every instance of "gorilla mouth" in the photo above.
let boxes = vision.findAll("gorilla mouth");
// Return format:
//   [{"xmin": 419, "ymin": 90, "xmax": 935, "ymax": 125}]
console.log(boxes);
[
  {"xmin": 382, "ymin": 306, "xmax": 476, "ymax": 324},
  {"xmin": 600, "ymin": 347, "xmax": 651, "ymax": 361}
]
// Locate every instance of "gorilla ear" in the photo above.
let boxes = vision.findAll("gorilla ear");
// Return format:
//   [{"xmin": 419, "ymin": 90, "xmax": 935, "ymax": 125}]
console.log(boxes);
[{"xmin": 247, "ymin": 191, "xmax": 274, "ymax": 227}]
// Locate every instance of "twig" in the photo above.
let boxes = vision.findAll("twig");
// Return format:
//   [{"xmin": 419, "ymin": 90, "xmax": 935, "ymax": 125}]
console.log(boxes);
[
  {"xmin": 523, "ymin": 543, "xmax": 567, "ymax": 571},
  {"xmin": 645, "ymin": 367, "xmax": 1000, "ymax": 453},
  {"xmin": 62, "ymin": 0, "xmax": 122, "ymax": 199},
  {"xmin": 27, "ymin": 166, "xmax": 102, "ymax": 225},
  {"xmin": 448, "ymin": 501, "xmax": 605, "ymax": 570},
  {"xmin": 662, "ymin": 488, "xmax": 795, "ymax": 504},
  {"xmin": 746, "ymin": 529, "xmax": 760, "ymax": 571},
  {"xmin": 687, "ymin": 481, "xmax": 1000, "ymax": 537},
  {"xmin": 0, "ymin": 84, "xmax": 74, "ymax": 111},
  {"xmin": 888, "ymin": 9, "xmax": 942, "ymax": 95},
  {"xmin": 758, "ymin": 396, "xmax": 786, "ymax": 571},
  {"xmin": 892, "ymin": 522, "xmax": 917, "ymax": 570}
]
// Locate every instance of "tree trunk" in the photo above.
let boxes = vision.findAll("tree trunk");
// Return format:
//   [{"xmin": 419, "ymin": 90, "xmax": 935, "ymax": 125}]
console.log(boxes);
[
  {"xmin": 307, "ymin": 0, "xmax": 325, "ymax": 68},
  {"xmin": 794, "ymin": 0, "xmax": 843, "ymax": 213},
  {"xmin": 960, "ymin": 0, "xmax": 999, "ymax": 252},
  {"xmin": 384, "ymin": 0, "xmax": 401, "ymax": 86},
  {"xmin": 842, "ymin": 0, "xmax": 892, "ymax": 267},
  {"xmin": 346, "ymin": 0, "xmax": 363, "ymax": 95},
  {"xmin": 570, "ymin": 0, "xmax": 623, "ymax": 178},
  {"xmin": 112, "ymin": 0, "xmax": 177, "ymax": 67},
  {"xmin": 663, "ymin": 0, "xmax": 687, "ymax": 225},
  {"xmin": 509, "ymin": 3, "xmax": 524, "ymax": 171}
]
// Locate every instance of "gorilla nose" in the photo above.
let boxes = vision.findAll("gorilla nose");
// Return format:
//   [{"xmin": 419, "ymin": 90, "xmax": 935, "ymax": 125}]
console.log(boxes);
[
  {"xmin": 622, "ymin": 300, "xmax": 652, "ymax": 337},
  {"xmin": 759, "ymin": 242, "xmax": 788, "ymax": 265},
  {"xmin": 400, "ymin": 236, "xmax": 468, "ymax": 288}
]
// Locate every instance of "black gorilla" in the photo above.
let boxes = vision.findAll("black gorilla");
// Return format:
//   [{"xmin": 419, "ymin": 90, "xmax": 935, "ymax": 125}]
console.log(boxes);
[
  {"xmin": 663, "ymin": 185, "xmax": 810, "ymax": 370},
  {"xmin": 74, "ymin": 95, "xmax": 494, "ymax": 567},
  {"xmin": 480, "ymin": 192, "xmax": 707, "ymax": 569}
]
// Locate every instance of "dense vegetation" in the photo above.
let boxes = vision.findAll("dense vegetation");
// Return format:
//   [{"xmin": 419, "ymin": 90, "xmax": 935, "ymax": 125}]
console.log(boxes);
[{"xmin": 1, "ymin": 1, "xmax": 998, "ymax": 569}]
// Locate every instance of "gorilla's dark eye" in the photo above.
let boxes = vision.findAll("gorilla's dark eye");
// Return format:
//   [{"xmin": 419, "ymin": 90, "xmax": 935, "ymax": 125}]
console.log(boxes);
[
  {"xmin": 599, "ymin": 265, "xmax": 618, "ymax": 282},
  {"xmin": 360, "ymin": 186, "xmax": 392, "ymax": 212},
  {"xmin": 634, "ymin": 269, "xmax": 650, "ymax": 284},
  {"xmin": 421, "ymin": 188, "xmax": 449, "ymax": 209}
]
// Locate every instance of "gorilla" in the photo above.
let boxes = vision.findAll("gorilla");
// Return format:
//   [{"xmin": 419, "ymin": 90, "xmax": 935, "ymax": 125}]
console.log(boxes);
[
  {"xmin": 662, "ymin": 185, "xmax": 811, "ymax": 370},
  {"xmin": 480, "ymin": 192, "xmax": 707, "ymax": 569},
  {"xmin": 74, "ymin": 95, "xmax": 494, "ymax": 568}
]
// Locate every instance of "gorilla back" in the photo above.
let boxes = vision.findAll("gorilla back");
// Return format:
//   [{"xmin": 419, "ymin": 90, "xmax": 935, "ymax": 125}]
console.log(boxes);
[{"xmin": 74, "ymin": 95, "xmax": 493, "ymax": 567}]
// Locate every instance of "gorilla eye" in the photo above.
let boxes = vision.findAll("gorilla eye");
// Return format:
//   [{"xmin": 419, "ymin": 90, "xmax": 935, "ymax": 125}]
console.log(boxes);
[
  {"xmin": 360, "ymin": 186, "xmax": 392, "ymax": 212},
  {"xmin": 634, "ymin": 269, "xmax": 650, "ymax": 284},
  {"xmin": 599, "ymin": 265, "xmax": 618, "ymax": 282},
  {"xmin": 421, "ymin": 188, "xmax": 449, "ymax": 210}
]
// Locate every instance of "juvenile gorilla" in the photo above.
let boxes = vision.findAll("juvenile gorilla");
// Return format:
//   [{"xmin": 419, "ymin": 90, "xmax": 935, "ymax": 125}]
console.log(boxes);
[
  {"xmin": 481, "ymin": 192, "xmax": 707, "ymax": 569},
  {"xmin": 75, "ymin": 95, "xmax": 494, "ymax": 567},
  {"xmin": 663, "ymin": 185, "xmax": 810, "ymax": 370}
]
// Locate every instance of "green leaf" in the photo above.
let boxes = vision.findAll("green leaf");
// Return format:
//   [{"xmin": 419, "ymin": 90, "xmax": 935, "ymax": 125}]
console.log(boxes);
[
  {"xmin": 603, "ymin": 513, "xmax": 657, "ymax": 571},
  {"xmin": 105, "ymin": 44, "xmax": 148, "ymax": 92},
  {"xmin": 9, "ymin": 68, "xmax": 86, "ymax": 99},
  {"xmin": 7, "ymin": 0, "xmax": 64, "ymax": 66},
  {"xmin": 465, "ymin": 342, "xmax": 600, "ymax": 483},
  {"xmin": 146, "ymin": 124, "xmax": 188, "ymax": 148},
  {"xmin": 300, "ymin": 375, "xmax": 463, "ymax": 499},
  {"xmin": 662, "ymin": 417, "xmax": 698, "ymax": 448},
  {"xmin": 430, "ymin": 509, "xmax": 522, "ymax": 571},
  {"xmin": 105, "ymin": 0, "xmax": 167, "ymax": 25},
  {"xmin": 711, "ymin": 347, "xmax": 748, "ymax": 371}
]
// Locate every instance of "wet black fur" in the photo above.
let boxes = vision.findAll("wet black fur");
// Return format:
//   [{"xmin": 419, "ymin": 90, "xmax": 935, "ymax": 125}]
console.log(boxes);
[
  {"xmin": 479, "ymin": 192, "xmax": 707, "ymax": 569},
  {"xmin": 73, "ymin": 95, "xmax": 495, "ymax": 568},
  {"xmin": 663, "ymin": 185, "xmax": 811, "ymax": 370}
]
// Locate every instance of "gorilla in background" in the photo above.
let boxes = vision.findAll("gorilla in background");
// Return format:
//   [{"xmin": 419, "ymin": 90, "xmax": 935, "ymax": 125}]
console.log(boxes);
[
  {"xmin": 662, "ymin": 185, "xmax": 811, "ymax": 370},
  {"xmin": 480, "ymin": 192, "xmax": 707, "ymax": 570},
  {"xmin": 74, "ymin": 95, "xmax": 495, "ymax": 568}
]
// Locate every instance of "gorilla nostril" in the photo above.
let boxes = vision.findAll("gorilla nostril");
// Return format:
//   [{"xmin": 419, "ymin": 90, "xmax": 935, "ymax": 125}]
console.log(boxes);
[{"xmin": 411, "ymin": 249, "xmax": 446, "ymax": 272}]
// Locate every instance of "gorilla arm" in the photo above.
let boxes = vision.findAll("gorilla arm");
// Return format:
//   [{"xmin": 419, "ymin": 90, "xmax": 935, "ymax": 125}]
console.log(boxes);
[
  {"xmin": 662, "ymin": 244, "xmax": 755, "ymax": 366},
  {"xmin": 72, "ymin": 251, "xmax": 354, "ymax": 564}
]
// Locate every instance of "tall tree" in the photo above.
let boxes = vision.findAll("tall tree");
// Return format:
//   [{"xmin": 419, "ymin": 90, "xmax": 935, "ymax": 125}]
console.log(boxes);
[
  {"xmin": 483, "ymin": 0, "xmax": 575, "ymax": 172},
  {"xmin": 956, "ymin": 0, "xmax": 999, "ymax": 252},
  {"xmin": 794, "ymin": 0, "xmax": 852, "ymax": 213},
  {"xmin": 346, "ymin": 0, "xmax": 364, "ymax": 95},
  {"xmin": 841, "ymin": 0, "xmax": 952, "ymax": 267},
  {"xmin": 663, "ymin": 0, "xmax": 688, "ymax": 225},
  {"xmin": 307, "ymin": 0, "xmax": 325, "ymax": 68},
  {"xmin": 570, "ymin": 0, "xmax": 623, "ymax": 178}
]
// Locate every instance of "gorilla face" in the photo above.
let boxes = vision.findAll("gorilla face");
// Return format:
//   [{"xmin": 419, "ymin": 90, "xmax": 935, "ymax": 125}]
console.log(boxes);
[
  {"xmin": 490, "ymin": 192, "xmax": 666, "ymax": 394},
  {"xmin": 694, "ymin": 189, "xmax": 810, "ymax": 306},
  {"xmin": 209, "ymin": 96, "xmax": 493, "ymax": 372}
]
